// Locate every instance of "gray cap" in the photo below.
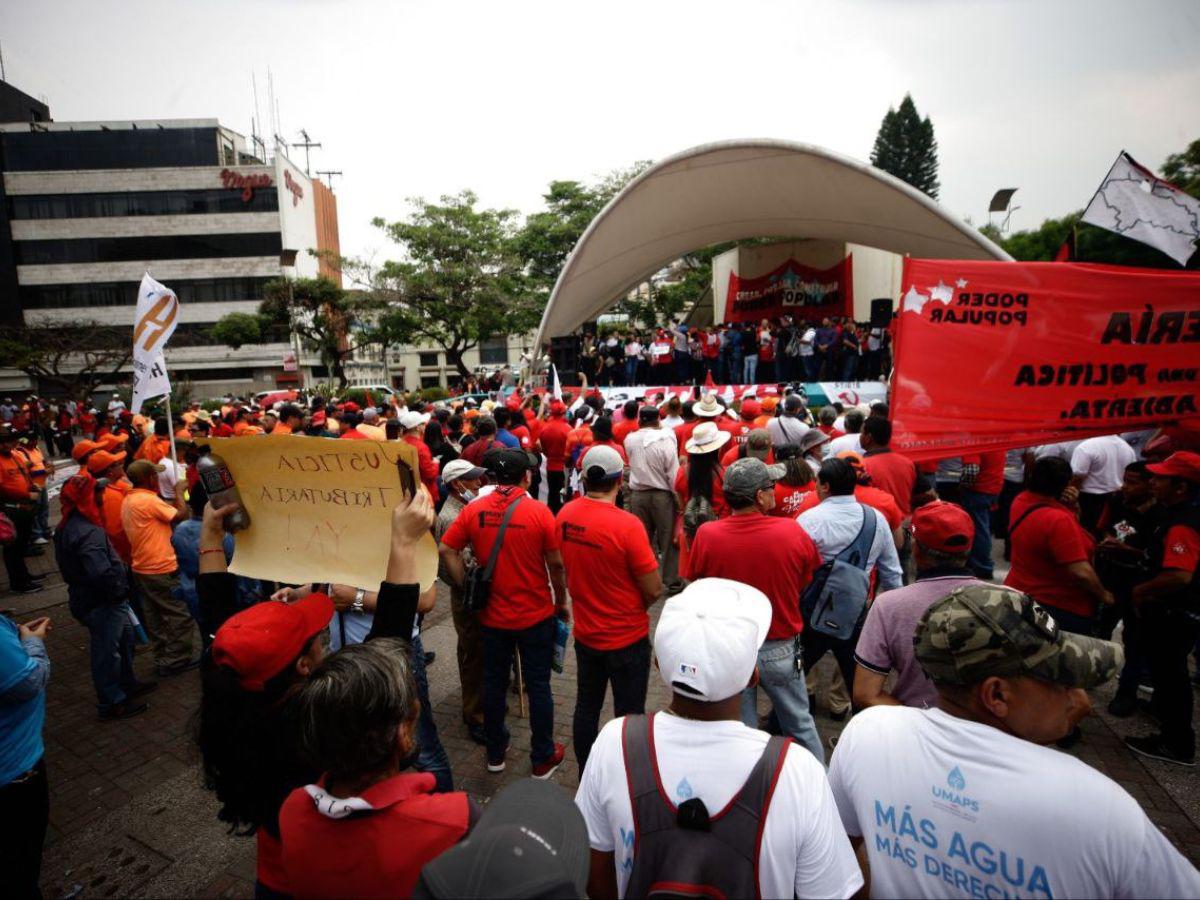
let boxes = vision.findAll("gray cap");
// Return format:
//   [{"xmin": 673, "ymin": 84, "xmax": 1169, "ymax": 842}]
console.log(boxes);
[
  {"xmin": 724, "ymin": 457, "xmax": 785, "ymax": 496},
  {"xmin": 581, "ymin": 444, "xmax": 624, "ymax": 481}
]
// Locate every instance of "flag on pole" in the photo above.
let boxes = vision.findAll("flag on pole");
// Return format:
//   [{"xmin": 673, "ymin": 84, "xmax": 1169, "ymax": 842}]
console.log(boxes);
[
  {"xmin": 1079, "ymin": 152, "xmax": 1200, "ymax": 266},
  {"xmin": 551, "ymin": 364, "xmax": 563, "ymax": 401},
  {"xmin": 131, "ymin": 273, "xmax": 179, "ymax": 414}
]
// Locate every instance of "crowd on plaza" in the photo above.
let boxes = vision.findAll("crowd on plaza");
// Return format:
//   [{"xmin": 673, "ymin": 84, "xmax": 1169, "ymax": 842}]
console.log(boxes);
[
  {"xmin": 2, "ymin": 381, "xmax": 1200, "ymax": 899},
  {"xmin": 578, "ymin": 315, "xmax": 892, "ymax": 386}
]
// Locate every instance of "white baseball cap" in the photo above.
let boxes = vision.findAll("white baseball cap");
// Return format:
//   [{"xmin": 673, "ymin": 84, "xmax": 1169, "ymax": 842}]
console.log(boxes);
[
  {"xmin": 653, "ymin": 578, "xmax": 772, "ymax": 702},
  {"xmin": 581, "ymin": 444, "xmax": 624, "ymax": 481},
  {"xmin": 399, "ymin": 410, "xmax": 431, "ymax": 430},
  {"xmin": 442, "ymin": 459, "xmax": 486, "ymax": 483}
]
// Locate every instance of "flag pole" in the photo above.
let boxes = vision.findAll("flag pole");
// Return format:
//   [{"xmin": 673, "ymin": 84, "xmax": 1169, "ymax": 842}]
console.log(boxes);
[{"xmin": 164, "ymin": 392, "xmax": 180, "ymax": 474}]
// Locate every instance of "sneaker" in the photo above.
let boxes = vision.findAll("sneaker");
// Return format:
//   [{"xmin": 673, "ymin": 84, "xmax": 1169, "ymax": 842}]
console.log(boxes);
[
  {"xmin": 1107, "ymin": 693, "xmax": 1136, "ymax": 718},
  {"xmin": 99, "ymin": 701, "xmax": 149, "ymax": 721},
  {"xmin": 156, "ymin": 659, "xmax": 201, "ymax": 678},
  {"xmin": 32, "ymin": 536, "xmax": 49, "ymax": 545},
  {"xmin": 487, "ymin": 738, "xmax": 512, "ymax": 773},
  {"xmin": 1125, "ymin": 734, "xmax": 1195, "ymax": 767},
  {"xmin": 532, "ymin": 742, "xmax": 566, "ymax": 780},
  {"xmin": 125, "ymin": 681, "xmax": 159, "ymax": 699}
]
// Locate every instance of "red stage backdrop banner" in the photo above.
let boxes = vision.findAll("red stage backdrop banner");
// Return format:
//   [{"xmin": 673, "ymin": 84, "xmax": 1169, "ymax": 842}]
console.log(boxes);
[
  {"xmin": 725, "ymin": 256, "xmax": 853, "ymax": 323},
  {"xmin": 891, "ymin": 259, "xmax": 1200, "ymax": 461}
]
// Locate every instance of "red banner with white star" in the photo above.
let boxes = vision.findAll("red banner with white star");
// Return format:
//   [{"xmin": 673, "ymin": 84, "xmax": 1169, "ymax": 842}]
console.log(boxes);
[
  {"xmin": 890, "ymin": 258, "xmax": 1200, "ymax": 461},
  {"xmin": 725, "ymin": 257, "xmax": 852, "ymax": 323}
]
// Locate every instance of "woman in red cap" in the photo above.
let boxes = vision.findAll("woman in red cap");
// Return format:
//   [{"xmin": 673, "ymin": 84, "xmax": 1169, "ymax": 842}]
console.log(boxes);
[{"xmin": 195, "ymin": 490, "xmax": 432, "ymax": 899}]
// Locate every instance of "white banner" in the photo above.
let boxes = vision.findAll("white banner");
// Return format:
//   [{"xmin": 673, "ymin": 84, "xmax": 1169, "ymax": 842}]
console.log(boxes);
[
  {"xmin": 131, "ymin": 273, "xmax": 179, "ymax": 413},
  {"xmin": 1081, "ymin": 152, "xmax": 1200, "ymax": 266}
]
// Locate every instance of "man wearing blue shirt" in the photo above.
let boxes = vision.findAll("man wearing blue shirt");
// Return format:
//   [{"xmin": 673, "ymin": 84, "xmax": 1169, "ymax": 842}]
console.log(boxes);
[
  {"xmin": 0, "ymin": 613, "xmax": 52, "ymax": 898},
  {"xmin": 491, "ymin": 408, "xmax": 521, "ymax": 449}
]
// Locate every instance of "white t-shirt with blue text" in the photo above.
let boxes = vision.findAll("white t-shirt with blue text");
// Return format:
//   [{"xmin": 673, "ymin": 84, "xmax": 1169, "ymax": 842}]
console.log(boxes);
[{"xmin": 828, "ymin": 706, "xmax": 1200, "ymax": 899}]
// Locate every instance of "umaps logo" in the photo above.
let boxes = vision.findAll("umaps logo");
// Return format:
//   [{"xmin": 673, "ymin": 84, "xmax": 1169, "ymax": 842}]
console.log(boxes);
[{"xmin": 932, "ymin": 765, "xmax": 979, "ymax": 815}]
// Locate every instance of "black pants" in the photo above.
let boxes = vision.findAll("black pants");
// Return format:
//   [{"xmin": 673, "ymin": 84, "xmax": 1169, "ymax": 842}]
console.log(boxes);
[
  {"xmin": 1142, "ymin": 609, "xmax": 1200, "ymax": 755},
  {"xmin": 1, "ymin": 757, "xmax": 48, "ymax": 899},
  {"xmin": 2, "ymin": 505, "xmax": 35, "ymax": 589},
  {"xmin": 802, "ymin": 626, "xmax": 861, "ymax": 708},
  {"xmin": 573, "ymin": 637, "xmax": 651, "ymax": 773},
  {"xmin": 546, "ymin": 470, "xmax": 566, "ymax": 516},
  {"xmin": 1078, "ymin": 492, "xmax": 1110, "ymax": 535}
]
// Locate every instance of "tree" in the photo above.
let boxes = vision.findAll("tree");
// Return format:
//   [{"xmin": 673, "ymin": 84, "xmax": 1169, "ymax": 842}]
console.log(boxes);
[
  {"xmin": 347, "ymin": 191, "xmax": 544, "ymax": 380},
  {"xmin": 1161, "ymin": 139, "xmax": 1200, "ymax": 197},
  {"xmin": 0, "ymin": 323, "xmax": 132, "ymax": 401},
  {"xmin": 208, "ymin": 312, "xmax": 263, "ymax": 350},
  {"xmin": 870, "ymin": 94, "xmax": 940, "ymax": 199}
]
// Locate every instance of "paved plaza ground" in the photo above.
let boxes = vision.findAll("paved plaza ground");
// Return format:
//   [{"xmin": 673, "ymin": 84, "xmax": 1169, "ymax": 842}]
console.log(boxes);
[{"xmin": 3, "ymin": 474, "xmax": 1198, "ymax": 897}]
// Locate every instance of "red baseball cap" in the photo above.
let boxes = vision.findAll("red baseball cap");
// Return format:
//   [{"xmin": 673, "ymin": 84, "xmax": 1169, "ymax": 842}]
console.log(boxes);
[
  {"xmin": 908, "ymin": 501, "xmax": 974, "ymax": 553},
  {"xmin": 549, "ymin": 400, "xmax": 567, "ymax": 416},
  {"xmin": 341, "ymin": 401, "xmax": 360, "ymax": 413},
  {"xmin": 1147, "ymin": 450, "xmax": 1200, "ymax": 484},
  {"xmin": 71, "ymin": 439, "xmax": 100, "ymax": 462},
  {"xmin": 740, "ymin": 399, "xmax": 762, "ymax": 420},
  {"xmin": 211, "ymin": 594, "xmax": 334, "ymax": 691}
]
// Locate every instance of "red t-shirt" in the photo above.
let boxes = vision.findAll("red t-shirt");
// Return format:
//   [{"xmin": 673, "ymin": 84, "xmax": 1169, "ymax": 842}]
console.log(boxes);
[
  {"xmin": 557, "ymin": 497, "xmax": 658, "ymax": 650},
  {"xmin": 538, "ymin": 418, "xmax": 571, "ymax": 471},
  {"xmin": 613, "ymin": 419, "xmax": 639, "ymax": 447},
  {"xmin": 440, "ymin": 487, "xmax": 560, "ymax": 630},
  {"xmin": 773, "ymin": 482, "xmax": 816, "ymax": 518},
  {"xmin": 688, "ymin": 513, "xmax": 823, "ymax": 639},
  {"xmin": 279, "ymin": 772, "xmax": 469, "ymax": 900},
  {"xmin": 790, "ymin": 485, "xmax": 902, "ymax": 531},
  {"xmin": 577, "ymin": 439, "xmax": 627, "ymax": 470},
  {"xmin": 962, "ymin": 450, "xmax": 1005, "ymax": 495},
  {"xmin": 403, "ymin": 435, "xmax": 439, "ymax": 498},
  {"xmin": 720, "ymin": 444, "xmax": 776, "ymax": 468},
  {"xmin": 460, "ymin": 436, "xmax": 497, "ymax": 467},
  {"xmin": 702, "ymin": 331, "xmax": 721, "ymax": 359},
  {"xmin": 674, "ymin": 463, "xmax": 729, "ymax": 518},
  {"xmin": 862, "ymin": 449, "xmax": 919, "ymax": 516},
  {"xmin": 509, "ymin": 423, "xmax": 533, "ymax": 450},
  {"xmin": 674, "ymin": 420, "xmax": 701, "ymax": 452},
  {"xmin": 1004, "ymin": 491, "xmax": 1096, "ymax": 618},
  {"xmin": 1163, "ymin": 524, "xmax": 1200, "ymax": 574}
]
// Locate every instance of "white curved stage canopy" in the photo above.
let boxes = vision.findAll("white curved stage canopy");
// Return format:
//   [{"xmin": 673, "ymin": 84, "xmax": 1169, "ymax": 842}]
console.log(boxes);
[{"xmin": 534, "ymin": 139, "xmax": 1011, "ymax": 346}]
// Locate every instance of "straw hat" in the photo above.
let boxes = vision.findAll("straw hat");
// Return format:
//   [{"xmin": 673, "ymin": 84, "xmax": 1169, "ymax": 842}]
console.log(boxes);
[
  {"xmin": 693, "ymin": 395, "xmax": 725, "ymax": 418},
  {"xmin": 685, "ymin": 421, "xmax": 732, "ymax": 455}
]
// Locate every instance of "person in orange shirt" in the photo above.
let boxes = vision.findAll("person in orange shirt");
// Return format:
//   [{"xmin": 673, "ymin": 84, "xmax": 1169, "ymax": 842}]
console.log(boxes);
[
  {"xmin": 273, "ymin": 404, "xmax": 304, "ymax": 436},
  {"xmin": 88, "ymin": 449, "xmax": 134, "ymax": 565},
  {"xmin": 565, "ymin": 406, "xmax": 595, "ymax": 474},
  {"xmin": 135, "ymin": 419, "xmax": 173, "ymax": 464},
  {"xmin": 17, "ymin": 434, "xmax": 53, "ymax": 546},
  {"xmin": 755, "ymin": 395, "xmax": 778, "ymax": 430},
  {"xmin": 181, "ymin": 401, "xmax": 202, "ymax": 426},
  {"xmin": 122, "ymin": 459, "xmax": 196, "ymax": 675},
  {"xmin": 78, "ymin": 407, "xmax": 98, "ymax": 439},
  {"xmin": 0, "ymin": 425, "xmax": 41, "ymax": 592},
  {"xmin": 233, "ymin": 409, "xmax": 263, "ymax": 436}
]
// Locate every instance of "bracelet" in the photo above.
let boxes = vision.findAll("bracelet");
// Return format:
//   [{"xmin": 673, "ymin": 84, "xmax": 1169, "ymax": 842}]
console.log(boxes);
[{"xmin": 199, "ymin": 547, "xmax": 225, "ymax": 556}]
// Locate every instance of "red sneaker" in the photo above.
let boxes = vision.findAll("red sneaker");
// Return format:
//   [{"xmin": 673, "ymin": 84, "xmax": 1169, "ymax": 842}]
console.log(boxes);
[{"xmin": 531, "ymin": 742, "xmax": 566, "ymax": 780}]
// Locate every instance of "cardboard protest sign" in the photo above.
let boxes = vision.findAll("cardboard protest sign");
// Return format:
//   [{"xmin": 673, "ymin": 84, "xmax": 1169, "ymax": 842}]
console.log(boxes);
[
  {"xmin": 891, "ymin": 259, "xmax": 1200, "ymax": 461},
  {"xmin": 209, "ymin": 436, "xmax": 438, "ymax": 591}
]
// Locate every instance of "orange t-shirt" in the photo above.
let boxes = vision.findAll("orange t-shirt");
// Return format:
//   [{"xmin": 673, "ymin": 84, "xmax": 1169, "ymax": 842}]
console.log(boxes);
[
  {"xmin": 135, "ymin": 436, "xmax": 171, "ymax": 464},
  {"xmin": 233, "ymin": 421, "xmax": 263, "ymax": 436},
  {"xmin": 272, "ymin": 422, "xmax": 293, "ymax": 435},
  {"xmin": 102, "ymin": 480, "xmax": 134, "ymax": 564},
  {"xmin": 121, "ymin": 488, "xmax": 178, "ymax": 575},
  {"xmin": 19, "ymin": 447, "xmax": 48, "ymax": 489},
  {"xmin": 0, "ymin": 451, "xmax": 33, "ymax": 503}
]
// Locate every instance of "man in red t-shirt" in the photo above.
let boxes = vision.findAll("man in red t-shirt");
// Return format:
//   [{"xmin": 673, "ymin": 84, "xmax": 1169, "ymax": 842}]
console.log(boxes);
[
  {"xmin": 1005, "ymin": 456, "xmax": 1112, "ymax": 633},
  {"xmin": 400, "ymin": 411, "xmax": 440, "ymax": 499},
  {"xmin": 1126, "ymin": 451, "xmax": 1200, "ymax": 765},
  {"xmin": 439, "ymin": 448, "xmax": 568, "ymax": 779},
  {"xmin": 557, "ymin": 445, "xmax": 661, "ymax": 770},
  {"xmin": 859, "ymin": 416, "xmax": 930, "ymax": 517},
  {"xmin": 612, "ymin": 400, "xmax": 640, "ymax": 447},
  {"xmin": 958, "ymin": 449, "xmax": 1005, "ymax": 579},
  {"xmin": 538, "ymin": 401, "xmax": 572, "ymax": 514},
  {"xmin": 687, "ymin": 457, "xmax": 826, "ymax": 762}
]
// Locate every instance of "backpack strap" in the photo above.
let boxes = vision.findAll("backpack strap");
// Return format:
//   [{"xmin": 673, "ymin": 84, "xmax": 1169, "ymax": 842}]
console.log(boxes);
[
  {"xmin": 719, "ymin": 735, "xmax": 792, "ymax": 897},
  {"xmin": 834, "ymin": 504, "xmax": 877, "ymax": 569},
  {"xmin": 1008, "ymin": 503, "xmax": 1051, "ymax": 538},
  {"xmin": 621, "ymin": 714, "xmax": 676, "ymax": 857},
  {"xmin": 480, "ymin": 494, "xmax": 523, "ymax": 582}
]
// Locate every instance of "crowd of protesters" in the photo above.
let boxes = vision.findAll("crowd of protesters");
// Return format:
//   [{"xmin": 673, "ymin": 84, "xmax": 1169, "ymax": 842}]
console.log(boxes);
[
  {"xmin": 577, "ymin": 315, "xmax": 892, "ymax": 387},
  {"xmin": 2, "ymin": 377, "xmax": 1200, "ymax": 899}
]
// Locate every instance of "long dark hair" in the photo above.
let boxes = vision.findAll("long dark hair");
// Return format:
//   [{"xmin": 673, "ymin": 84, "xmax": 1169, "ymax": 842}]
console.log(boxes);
[
  {"xmin": 424, "ymin": 420, "xmax": 446, "ymax": 450},
  {"xmin": 194, "ymin": 644, "xmax": 316, "ymax": 837},
  {"xmin": 687, "ymin": 449, "xmax": 721, "ymax": 502}
]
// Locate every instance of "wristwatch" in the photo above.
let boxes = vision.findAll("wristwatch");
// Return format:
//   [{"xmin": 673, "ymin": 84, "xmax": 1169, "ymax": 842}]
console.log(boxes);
[{"xmin": 351, "ymin": 588, "xmax": 366, "ymax": 615}]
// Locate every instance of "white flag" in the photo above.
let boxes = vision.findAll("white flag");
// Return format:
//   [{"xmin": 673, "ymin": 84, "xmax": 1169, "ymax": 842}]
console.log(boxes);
[
  {"xmin": 551, "ymin": 364, "xmax": 563, "ymax": 400},
  {"xmin": 1080, "ymin": 152, "xmax": 1200, "ymax": 266},
  {"xmin": 131, "ymin": 273, "xmax": 179, "ymax": 413}
]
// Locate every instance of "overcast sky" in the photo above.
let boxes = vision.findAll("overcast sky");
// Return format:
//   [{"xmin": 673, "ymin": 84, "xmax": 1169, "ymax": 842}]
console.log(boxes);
[{"xmin": 3, "ymin": 0, "xmax": 1196, "ymax": 263}]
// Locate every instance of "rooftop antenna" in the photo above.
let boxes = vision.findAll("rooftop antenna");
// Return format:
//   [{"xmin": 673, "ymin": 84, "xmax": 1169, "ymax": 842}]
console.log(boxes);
[
  {"xmin": 250, "ymin": 71, "xmax": 266, "ymax": 162},
  {"xmin": 316, "ymin": 169, "xmax": 343, "ymax": 190},
  {"xmin": 1, "ymin": 41, "xmax": 7, "ymax": 82},
  {"xmin": 293, "ymin": 128, "xmax": 322, "ymax": 176}
]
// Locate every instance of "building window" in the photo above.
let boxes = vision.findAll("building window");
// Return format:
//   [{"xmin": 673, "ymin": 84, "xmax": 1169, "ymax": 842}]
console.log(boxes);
[
  {"xmin": 420, "ymin": 374, "xmax": 442, "ymax": 389},
  {"xmin": 418, "ymin": 351, "xmax": 439, "ymax": 368},
  {"xmin": 19, "ymin": 276, "xmax": 274, "ymax": 310},
  {"xmin": 479, "ymin": 335, "xmax": 508, "ymax": 365},
  {"xmin": 0, "ymin": 127, "xmax": 221, "ymax": 171},
  {"xmin": 9, "ymin": 188, "xmax": 279, "ymax": 219},
  {"xmin": 14, "ymin": 232, "xmax": 283, "ymax": 265}
]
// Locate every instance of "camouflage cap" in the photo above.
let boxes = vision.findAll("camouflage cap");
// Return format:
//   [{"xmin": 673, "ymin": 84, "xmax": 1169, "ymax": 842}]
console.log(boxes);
[{"xmin": 914, "ymin": 584, "xmax": 1123, "ymax": 690}]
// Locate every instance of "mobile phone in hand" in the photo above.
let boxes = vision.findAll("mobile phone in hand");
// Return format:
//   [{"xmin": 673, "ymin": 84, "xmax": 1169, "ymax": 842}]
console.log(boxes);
[{"xmin": 396, "ymin": 458, "xmax": 416, "ymax": 500}]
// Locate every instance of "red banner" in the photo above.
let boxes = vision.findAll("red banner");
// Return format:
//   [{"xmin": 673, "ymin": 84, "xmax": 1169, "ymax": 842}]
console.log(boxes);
[
  {"xmin": 891, "ymin": 259, "xmax": 1200, "ymax": 461},
  {"xmin": 725, "ymin": 256, "xmax": 852, "ymax": 323}
]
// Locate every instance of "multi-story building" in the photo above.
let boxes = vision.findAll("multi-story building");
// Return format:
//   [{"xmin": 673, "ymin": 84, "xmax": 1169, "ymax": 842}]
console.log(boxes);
[{"xmin": 0, "ymin": 79, "xmax": 340, "ymax": 398}]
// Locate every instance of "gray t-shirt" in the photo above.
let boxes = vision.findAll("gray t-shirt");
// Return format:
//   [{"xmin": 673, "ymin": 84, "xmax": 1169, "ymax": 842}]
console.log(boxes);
[{"xmin": 854, "ymin": 573, "xmax": 983, "ymax": 709}]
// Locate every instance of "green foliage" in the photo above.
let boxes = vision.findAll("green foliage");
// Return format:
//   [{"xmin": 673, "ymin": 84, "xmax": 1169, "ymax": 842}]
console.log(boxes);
[
  {"xmin": 208, "ymin": 312, "xmax": 263, "ymax": 350},
  {"xmin": 0, "ymin": 323, "xmax": 132, "ymax": 402},
  {"xmin": 870, "ymin": 94, "xmax": 940, "ymax": 199},
  {"xmin": 1161, "ymin": 139, "xmax": 1200, "ymax": 197},
  {"xmin": 417, "ymin": 385, "xmax": 449, "ymax": 402}
]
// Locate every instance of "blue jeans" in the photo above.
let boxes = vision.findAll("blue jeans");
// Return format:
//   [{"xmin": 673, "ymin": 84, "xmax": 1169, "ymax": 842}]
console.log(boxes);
[
  {"xmin": 729, "ymin": 352, "xmax": 744, "ymax": 384},
  {"xmin": 802, "ymin": 356, "xmax": 819, "ymax": 382},
  {"xmin": 83, "ymin": 602, "xmax": 137, "ymax": 712},
  {"xmin": 32, "ymin": 488, "xmax": 49, "ymax": 540},
  {"xmin": 574, "ymin": 636, "xmax": 650, "ymax": 773},
  {"xmin": 411, "ymin": 634, "xmax": 453, "ymax": 792},
  {"xmin": 624, "ymin": 358, "xmax": 638, "ymax": 386},
  {"xmin": 841, "ymin": 353, "xmax": 859, "ymax": 381},
  {"xmin": 743, "ymin": 354, "xmax": 758, "ymax": 384},
  {"xmin": 482, "ymin": 616, "xmax": 556, "ymax": 765},
  {"xmin": 958, "ymin": 489, "xmax": 997, "ymax": 578},
  {"xmin": 741, "ymin": 636, "xmax": 824, "ymax": 764}
]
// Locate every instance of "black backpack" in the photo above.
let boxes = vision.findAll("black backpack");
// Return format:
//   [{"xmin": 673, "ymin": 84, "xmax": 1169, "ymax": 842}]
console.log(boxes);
[{"xmin": 622, "ymin": 714, "xmax": 790, "ymax": 900}]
